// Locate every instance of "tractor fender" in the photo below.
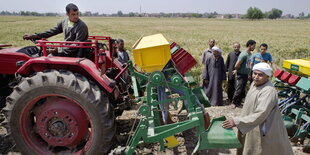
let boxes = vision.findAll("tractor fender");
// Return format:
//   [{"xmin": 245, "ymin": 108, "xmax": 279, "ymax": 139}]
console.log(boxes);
[
  {"xmin": 16, "ymin": 56, "xmax": 114, "ymax": 93},
  {"xmin": 0, "ymin": 48, "xmax": 31, "ymax": 74}
]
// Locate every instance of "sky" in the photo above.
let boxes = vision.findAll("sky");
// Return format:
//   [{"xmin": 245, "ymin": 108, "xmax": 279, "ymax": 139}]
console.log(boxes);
[{"xmin": 1, "ymin": 0, "xmax": 310, "ymax": 16}]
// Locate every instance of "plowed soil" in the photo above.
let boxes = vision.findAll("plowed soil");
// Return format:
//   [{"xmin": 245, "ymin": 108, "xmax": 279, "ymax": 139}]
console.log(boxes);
[{"xmin": 0, "ymin": 101, "xmax": 307, "ymax": 155}]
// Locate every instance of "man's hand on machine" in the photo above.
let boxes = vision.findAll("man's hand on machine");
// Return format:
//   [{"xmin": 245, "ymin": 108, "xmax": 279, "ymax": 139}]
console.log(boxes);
[{"xmin": 222, "ymin": 117, "xmax": 236, "ymax": 129}]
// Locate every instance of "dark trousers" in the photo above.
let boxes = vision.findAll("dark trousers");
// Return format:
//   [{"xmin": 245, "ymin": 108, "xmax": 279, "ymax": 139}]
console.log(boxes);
[
  {"xmin": 227, "ymin": 76, "xmax": 236, "ymax": 102},
  {"xmin": 248, "ymin": 70, "xmax": 253, "ymax": 84},
  {"xmin": 232, "ymin": 73, "xmax": 248, "ymax": 105}
]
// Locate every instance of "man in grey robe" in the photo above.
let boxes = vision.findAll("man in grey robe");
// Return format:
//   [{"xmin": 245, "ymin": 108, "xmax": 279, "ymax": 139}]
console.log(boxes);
[
  {"xmin": 23, "ymin": 3, "xmax": 89, "ymax": 57},
  {"xmin": 222, "ymin": 63, "xmax": 293, "ymax": 155},
  {"xmin": 202, "ymin": 46, "xmax": 226, "ymax": 106}
]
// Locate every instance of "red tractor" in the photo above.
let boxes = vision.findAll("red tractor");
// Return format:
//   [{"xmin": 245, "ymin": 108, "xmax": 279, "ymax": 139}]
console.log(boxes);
[
  {"xmin": 0, "ymin": 36, "xmax": 131, "ymax": 154},
  {"xmin": 0, "ymin": 34, "xmax": 243, "ymax": 155}
]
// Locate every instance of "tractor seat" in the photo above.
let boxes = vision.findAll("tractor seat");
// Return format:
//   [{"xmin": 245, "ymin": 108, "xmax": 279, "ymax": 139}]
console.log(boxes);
[
  {"xmin": 16, "ymin": 46, "xmax": 40, "ymax": 57},
  {"xmin": 76, "ymin": 40, "xmax": 94, "ymax": 59},
  {"xmin": 76, "ymin": 47, "xmax": 93, "ymax": 59}
]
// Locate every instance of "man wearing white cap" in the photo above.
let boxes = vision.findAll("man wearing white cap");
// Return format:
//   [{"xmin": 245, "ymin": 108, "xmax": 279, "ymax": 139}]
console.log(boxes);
[
  {"xmin": 202, "ymin": 46, "xmax": 226, "ymax": 106},
  {"xmin": 222, "ymin": 63, "xmax": 293, "ymax": 155}
]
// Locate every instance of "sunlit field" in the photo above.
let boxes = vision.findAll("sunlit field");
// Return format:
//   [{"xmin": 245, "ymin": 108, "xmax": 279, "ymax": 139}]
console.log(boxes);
[{"xmin": 1, "ymin": 16, "xmax": 309, "ymax": 80}]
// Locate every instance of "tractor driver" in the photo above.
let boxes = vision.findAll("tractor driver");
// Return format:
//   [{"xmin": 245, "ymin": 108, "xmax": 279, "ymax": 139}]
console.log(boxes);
[{"xmin": 22, "ymin": 3, "xmax": 89, "ymax": 57}]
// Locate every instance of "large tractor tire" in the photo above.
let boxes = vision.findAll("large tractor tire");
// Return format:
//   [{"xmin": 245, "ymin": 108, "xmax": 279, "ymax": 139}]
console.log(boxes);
[{"xmin": 1, "ymin": 70, "xmax": 115, "ymax": 155}]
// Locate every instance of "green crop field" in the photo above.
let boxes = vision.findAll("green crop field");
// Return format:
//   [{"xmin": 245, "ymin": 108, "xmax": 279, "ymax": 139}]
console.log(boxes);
[{"xmin": 0, "ymin": 16, "xmax": 309, "ymax": 80}]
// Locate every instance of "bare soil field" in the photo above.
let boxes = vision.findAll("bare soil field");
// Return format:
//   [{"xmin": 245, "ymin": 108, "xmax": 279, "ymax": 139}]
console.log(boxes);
[{"xmin": 1, "ymin": 99, "xmax": 307, "ymax": 155}]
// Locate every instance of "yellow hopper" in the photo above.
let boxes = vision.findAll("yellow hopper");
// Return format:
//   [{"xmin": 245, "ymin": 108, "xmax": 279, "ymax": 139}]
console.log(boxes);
[{"xmin": 132, "ymin": 34, "xmax": 171, "ymax": 73}]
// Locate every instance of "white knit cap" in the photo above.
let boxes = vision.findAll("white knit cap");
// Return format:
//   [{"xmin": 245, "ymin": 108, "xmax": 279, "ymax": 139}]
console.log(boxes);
[
  {"xmin": 211, "ymin": 46, "xmax": 222, "ymax": 53},
  {"xmin": 252, "ymin": 63, "xmax": 272, "ymax": 76}
]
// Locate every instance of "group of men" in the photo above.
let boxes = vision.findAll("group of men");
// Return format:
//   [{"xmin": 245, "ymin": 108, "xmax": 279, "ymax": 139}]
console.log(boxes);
[
  {"xmin": 202, "ymin": 39, "xmax": 276, "ymax": 108},
  {"xmin": 21, "ymin": 3, "xmax": 293, "ymax": 155},
  {"xmin": 202, "ymin": 39, "xmax": 293, "ymax": 155}
]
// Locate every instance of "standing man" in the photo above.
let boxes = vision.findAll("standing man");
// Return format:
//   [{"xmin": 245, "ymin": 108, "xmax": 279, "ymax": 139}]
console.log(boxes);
[
  {"xmin": 231, "ymin": 40, "xmax": 256, "ymax": 108},
  {"xmin": 201, "ymin": 39, "xmax": 215, "ymax": 65},
  {"xmin": 116, "ymin": 39, "xmax": 130, "ymax": 64},
  {"xmin": 202, "ymin": 46, "xmax": 226, "ymax": 106},
  {"xmin": 115, "ymin": 39, "xmax": 131, "ymax": 90},
  {"xmin": 251, "ymin": 43, "xmax": 277, "ymax": 70},
  {"xmin": 222, "ymin": 63, "xmax": 293, "ymax": 155},
  {"xmin": 226, "ymin": 42, "xmax": 241, "ymax": 103},
  {"xmin": 23, "ymin": 3, "xmax": 89, "ymax": 57}
]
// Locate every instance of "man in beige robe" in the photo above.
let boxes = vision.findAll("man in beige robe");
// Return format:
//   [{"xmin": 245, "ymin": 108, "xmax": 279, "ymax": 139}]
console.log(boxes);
[{"xmin": 222, "ymin": 63, "xmax": 293, "ymax": 155}]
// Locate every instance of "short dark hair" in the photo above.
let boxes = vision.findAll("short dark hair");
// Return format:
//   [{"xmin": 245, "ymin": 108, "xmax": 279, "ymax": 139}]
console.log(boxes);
[
  {"xmin": 66, "ymin": 3, "xmax": 78, "ymax": 13},
  {"xmin": 117, "ymin": 39, "xmax": 124, "ymax": 43},
  {"xmin": 209, "ymin": 39, "xmax": 215, "ymax": 42},
  {"xmin": 246, "ymin": 40, "xmax": 256, "ymax": 47},
  {"xmin": 260, "ymin": 43, "xmax": 268, "ymax": 49}
]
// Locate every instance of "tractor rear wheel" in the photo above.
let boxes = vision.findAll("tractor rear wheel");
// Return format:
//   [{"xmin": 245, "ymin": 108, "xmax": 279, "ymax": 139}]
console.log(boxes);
[{"xmin": 1, "ymin": 70, "xmax": 115, "ymax": 155}]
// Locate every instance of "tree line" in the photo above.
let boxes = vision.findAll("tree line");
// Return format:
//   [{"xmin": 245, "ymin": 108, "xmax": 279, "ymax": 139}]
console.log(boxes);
[
  {"xmin": 0, "ymin": 11, "xmax": 59, "ymax": 16},
  {"xmin": 244, "ymin": 7, "xmax": 310, "ymax": 19},
  {"xmin": 1, "ymin": 7, "xmax": 310, "ymax": 19}
]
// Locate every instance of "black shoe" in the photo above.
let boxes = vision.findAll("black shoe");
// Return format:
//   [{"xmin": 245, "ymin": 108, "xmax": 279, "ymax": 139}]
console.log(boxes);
[
  {"xmin": 237, "ymin": 104, "xmax": 243, "ymax": 108},
  {"xmin": 232, "ymin": 102, "xmax": 242, "ymax": 108}
]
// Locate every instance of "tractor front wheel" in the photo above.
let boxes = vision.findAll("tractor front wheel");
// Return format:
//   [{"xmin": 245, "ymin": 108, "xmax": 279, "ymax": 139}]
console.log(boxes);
[{"xmin": 1, "ymin": 70, "xmax": 115, "ymax": 155}]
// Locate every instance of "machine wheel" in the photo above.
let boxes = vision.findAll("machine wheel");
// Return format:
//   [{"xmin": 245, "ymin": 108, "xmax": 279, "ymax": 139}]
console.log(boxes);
[{"xmin": 1, "ymin": 70, "xmax": 115, "ymax": 155}]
